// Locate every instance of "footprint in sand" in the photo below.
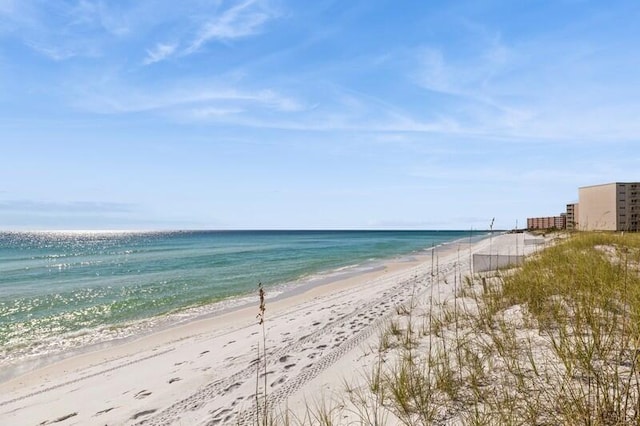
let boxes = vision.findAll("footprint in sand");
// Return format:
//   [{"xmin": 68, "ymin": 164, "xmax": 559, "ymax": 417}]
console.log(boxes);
[
  {"xmin": 211, "ymin": 408, "xmax": 231, "ymax": 418},
  {"xmin": 270, "ymin": 376, "xmax": 286, "ymax": 387},
  {"xmin": 223, "ymin": 382, "xmax": 241, "ymax": 393},
  {"xmin": 40, "ymin": 412, "xmax": 78, "ymax": 424},
  {"xmin": 134, "ymin": 390, "xmax": 152, "ymax": 399},
  {"xmin": 130, "ymin": 409, "xmax": 157, "ymax": 420},
  {"xmin": 94, "ymin": 407, "xmax": 116, "ymax": 416}
]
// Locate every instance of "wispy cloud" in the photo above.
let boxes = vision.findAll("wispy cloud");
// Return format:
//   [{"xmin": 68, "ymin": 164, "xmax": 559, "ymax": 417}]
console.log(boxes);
[
  {"xmin": 411, "ymin": 35, "xmax": 534, "ymax": 136},
  {"xmin": 0, "ymin": 0, "xmax": 37, "ymax": 29},
  {"xmin": 0, "ymin": 0, "xmax": 16, "ymax": 19},
  {"xmin": 27, "ymin": 43, "xmax": 78, "ymax": 61},
  {"xmin": 416, "ymin": 48, "xmax": 452, "ymax": 95},
  {"xmin": 74, "ymin": 83, "xmax": 304, "ymax": 115},
  {"xmin": 66, "ymin": 0, "xmax": 131, "ymax": 36},
  {"xmin": 0, "ymin": 0, "xmax": 117, "ymax": 59},
  {"xmin": 5, "ymin": 1, "xmax": 639, "ymax": 145},
  {"xmin": 407, "ymin": 28, "xmax": 640, "ymax": 142},
  {"xmin": 408, "ymin": 164, "xmax": 608, "ymax": 186},
  {"xmin": 141, "ymin": 0, "xmax": 279, "ymax": 64},
  {"xmin": 186, "ymin": 0, "xmax": 275, "ymax": 54},
  {"xmin": 144, "ymin": 42, "xmax": 178, "ymax": 64},
  {"xmin": 0, "ymin": 1, "xmax": 279, "ymax": 64},
  {"xmin": 0, "ymin": 200, "xmax": 135, "ymax": 214},
  {"xmin": 170, "ymin": 84, "xmax": 460, "ymax": 133},
  {"xmin": 189, "ymin": 106, "xmax": 245, "ymax": 118}
]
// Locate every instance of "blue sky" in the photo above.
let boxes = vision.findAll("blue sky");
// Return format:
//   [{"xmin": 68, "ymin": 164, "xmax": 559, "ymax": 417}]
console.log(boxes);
[{"xmin": 1, "ymin": 0, "xmax": 639, "ymax": 230}]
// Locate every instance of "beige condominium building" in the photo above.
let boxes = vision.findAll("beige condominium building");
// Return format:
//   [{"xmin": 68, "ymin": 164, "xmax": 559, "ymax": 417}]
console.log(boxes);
[
  {"xmin": 578, "ymin": 182, "xmax": 640, "ymax": 231},
  {"xmin": 527, "ymin": 215, "xmax": 566, "ymax": 230}
]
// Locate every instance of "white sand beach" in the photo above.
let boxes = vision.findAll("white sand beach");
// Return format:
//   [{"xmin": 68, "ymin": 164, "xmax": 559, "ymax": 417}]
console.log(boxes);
[{"xmin": 0, "ymin": 233, "xmax": 542, "ymax": 425}]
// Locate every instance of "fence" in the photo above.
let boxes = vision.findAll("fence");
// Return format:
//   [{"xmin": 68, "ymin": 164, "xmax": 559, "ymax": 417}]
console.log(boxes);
[{"xmin": 473, "ymin": 254, "xmax": 524, "ymax": 273}]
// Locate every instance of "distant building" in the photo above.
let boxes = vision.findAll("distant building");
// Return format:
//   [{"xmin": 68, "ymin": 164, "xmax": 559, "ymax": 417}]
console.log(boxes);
[
  {"xmin": 578, "ymin": 182, "xmax": 640, "ymax": 231},
  {"xmin": 527, "ymin": 214, "xmax": 566, "ymax": 230},
  {"xmin": 566, "ymin": 203, "xmax": 579, "ymax": 230}
]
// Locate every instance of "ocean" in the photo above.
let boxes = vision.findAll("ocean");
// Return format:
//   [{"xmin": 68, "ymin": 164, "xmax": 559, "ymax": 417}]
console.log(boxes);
[{"xmin": 0, "ymin": 230, "xmax": 485, "ymax": 370}]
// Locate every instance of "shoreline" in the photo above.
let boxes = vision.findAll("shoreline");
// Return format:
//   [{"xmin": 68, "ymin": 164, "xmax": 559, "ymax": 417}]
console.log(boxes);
[
  {"xmin": 0, "ymin": 232, "xmax": 510, "ymax": 425},
  {"xmin": 0, "ymin": 232, "xmax": 487, "ymax": 383}
]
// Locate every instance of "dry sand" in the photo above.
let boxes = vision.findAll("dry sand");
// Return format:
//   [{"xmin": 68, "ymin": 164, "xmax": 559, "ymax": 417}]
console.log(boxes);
[{"xmin": 0, "ymin": 232, "xmax": 542, "ymax": 425}]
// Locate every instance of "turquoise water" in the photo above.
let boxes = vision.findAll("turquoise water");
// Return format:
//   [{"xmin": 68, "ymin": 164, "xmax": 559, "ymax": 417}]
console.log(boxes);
[{"xmin": 0, "ymin": 230, "xmax": 484, "ymax": 365}]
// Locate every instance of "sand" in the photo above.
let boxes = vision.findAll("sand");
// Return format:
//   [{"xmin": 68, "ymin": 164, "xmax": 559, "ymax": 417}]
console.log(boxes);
[{"xmin": 0, "ymin": 232, "xmax": 542, "ymax": 425}]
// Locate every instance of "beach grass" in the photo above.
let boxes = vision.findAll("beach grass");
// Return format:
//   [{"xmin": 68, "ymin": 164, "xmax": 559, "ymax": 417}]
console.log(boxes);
[{"xmin": 269, "ymin": 231, "xmax": 640, "ymax": 424}]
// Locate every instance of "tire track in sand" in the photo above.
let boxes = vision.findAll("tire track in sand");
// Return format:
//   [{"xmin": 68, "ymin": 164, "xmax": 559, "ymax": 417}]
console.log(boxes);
[{"xmin": 140, "ymin": 263, "xmax": 456, "ymax": 426}]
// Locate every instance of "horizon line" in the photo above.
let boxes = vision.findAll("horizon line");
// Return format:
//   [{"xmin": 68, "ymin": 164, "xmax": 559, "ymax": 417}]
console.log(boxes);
[{"xmin": 0, "ymin": 228, "xmax": 501, "ymax": 233}]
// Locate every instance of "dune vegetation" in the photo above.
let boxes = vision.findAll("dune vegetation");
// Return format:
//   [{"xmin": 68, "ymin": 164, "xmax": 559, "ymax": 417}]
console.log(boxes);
[{"xmin": 266, "ymin": 232, "xmax": 640, "ymax": 425}]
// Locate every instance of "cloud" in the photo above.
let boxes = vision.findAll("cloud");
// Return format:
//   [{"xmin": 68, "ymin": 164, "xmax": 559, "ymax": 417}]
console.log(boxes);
[
  {"xmin": 8, "ymin": 1, "xmax": 638, "ymax": 145},
  {"xmin": 407, "ymin": 155, "xmax": 620, "ymax": 186},
  {"xmin": 406, "ymin": 29, "xmax": 640, "ymax": 142},
  {"xmin": 0, "ymin": 0, "xmax": 36, "ymax": 28},
  {"xmin": 144, "ymin": 42, "xmax": 178, "ymax": 64},
  {"xmin": 0, "ymin": 0, "xmax": 17, "ymax": 17},
  {"xmin": 141, "ymin": 0, "xmax": 281, "ymax": 64},
  {"xmin": 27, "ymin": 42, "xmax": 78, "ymax": 61},
  {"xmin": 0, "ymin": 1, "xmax": 114, "ymax": 60},
  {"xmin": 0, "ymin": 200, "xmax": 135, "ymax": 214},
  {"xmin": 189, "ymin": 106, "xmax": 245, "ymax": 118},
  {"xmin": 74, "ymin": 82, "xmax": 305, "ymax": 116},
  {"xmin": 186, "ymin": 0, "xmax": 275, "ymax": 54},
  {"xmin": 161, "ymin": 84, "xmax": 456, "ymax": 133},
  {"xmin": 0, "ymin": 213, "xmax": 210, "ymax": 231},
  {"xmin": 416, "ymin": 48, "xmax": 451, "ymax": 94}
]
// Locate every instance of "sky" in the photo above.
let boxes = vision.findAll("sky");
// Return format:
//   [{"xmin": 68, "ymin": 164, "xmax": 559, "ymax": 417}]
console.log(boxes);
[{"xmin": 1, "ymin": 0, "xmax": 639, "ymax": 230}]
